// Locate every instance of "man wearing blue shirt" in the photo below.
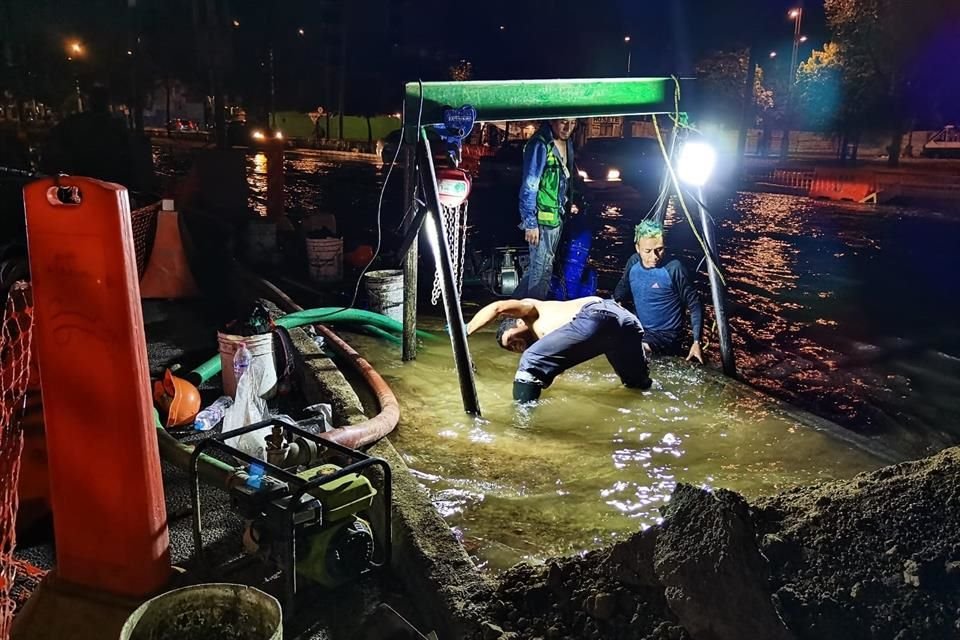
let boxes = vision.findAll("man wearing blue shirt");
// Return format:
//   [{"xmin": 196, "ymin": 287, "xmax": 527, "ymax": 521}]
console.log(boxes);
[
  {"xmin": 513, "ymin": 119, "xmax": 578, "ymax": 299},
  {"xmin": 613, "ymin": 220, "xmax": 704, "ymax": 363}
]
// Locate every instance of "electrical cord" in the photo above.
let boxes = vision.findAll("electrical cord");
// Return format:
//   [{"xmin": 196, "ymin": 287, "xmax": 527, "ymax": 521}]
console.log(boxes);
[{"xmin": 305, "ymin": 79, "xmax": 425, "ymax": 321}]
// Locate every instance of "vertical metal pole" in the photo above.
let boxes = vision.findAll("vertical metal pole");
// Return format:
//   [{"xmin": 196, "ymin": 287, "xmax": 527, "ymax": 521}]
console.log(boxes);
[
  {"xmin": 402, "ymin": 145, "xmax": 418, "ymax": 361},
  {"xmin": 653, "ymin": 124, "xmax": 679, "ymax": 223},
  {"xmin": 696, "ymin": 187, "xmax": 735, "ymax": 376},
  {"xmin": 419, "ymin": 130, "xmax": 481, "ymax": 415},
  {"xmin": 269, "ymin": 48, "xmax": 276, "ymax": 129},
  {"xmin": 266, "ymin": 147, "xmax": 284, "ymax": 220}
]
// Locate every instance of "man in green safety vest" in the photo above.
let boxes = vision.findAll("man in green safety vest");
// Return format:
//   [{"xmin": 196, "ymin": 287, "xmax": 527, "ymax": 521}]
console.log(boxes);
[{"xmin": 513, "ymin": 118, "xmax": 579, "ymax": 299}]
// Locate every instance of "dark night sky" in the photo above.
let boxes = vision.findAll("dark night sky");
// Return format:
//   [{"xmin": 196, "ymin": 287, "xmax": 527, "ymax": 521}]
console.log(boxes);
[{"xmin": 0, "ymin": 0, "xmax": 843, "ymax": 114}]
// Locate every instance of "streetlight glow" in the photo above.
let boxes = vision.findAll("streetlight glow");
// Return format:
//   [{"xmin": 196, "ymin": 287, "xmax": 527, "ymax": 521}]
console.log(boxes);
[
  {"xmin": 624, "ymin": 36, "xmax": 631, "ymax": 42},
  {"xmin": 298, "ymin": 28, "xmax": 304, "ymax": 36},
  {"xmin": 769, "ymin": 51, "xmax": 777, "ymax": 58},
  {"xmin": 789, "ymin": 8, "xmax": 800, "ymax": 18},
  {"xmin": 70, "ymin": 42, "xmax": 82, "ymax": 54},
  {"xmin": 799, "ymin": 35, "xmax": 808, "ymax": 43},
  {"xmin": 232, "ymin": 19, "xmax": 240, "ymax": 27},
  {"xmin": 677, "ymin": 142, "xmax": 717, "ymax": 187},
  {"xmin": 499, "ymin": 25, "xmax": 505, "ymax": 31}
]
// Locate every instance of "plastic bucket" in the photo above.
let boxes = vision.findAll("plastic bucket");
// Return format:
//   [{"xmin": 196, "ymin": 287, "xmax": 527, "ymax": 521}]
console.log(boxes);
[
  {"xmin": 120, "ymin": 583, "xmax": 281, "ymax": 640},
  {"xmin": 246, "ymin": 221, "xmax": 278, "ymax": 266},
  {"xmin": 218, "ymin": 331, "xmax": 277, "ymax": 399},
  {"xmin": 306, "ymin": 237, "xmax": 343, "ymax": 283},
  {"xmin": 364, "ymin": 270, "xmax": 404, "ymax": 322}
]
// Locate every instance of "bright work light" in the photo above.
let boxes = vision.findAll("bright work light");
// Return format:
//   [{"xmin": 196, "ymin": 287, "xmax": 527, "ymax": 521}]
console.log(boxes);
[{"xmin": 677, "ymin": 141, "xmax": 717, "ymax": 187}]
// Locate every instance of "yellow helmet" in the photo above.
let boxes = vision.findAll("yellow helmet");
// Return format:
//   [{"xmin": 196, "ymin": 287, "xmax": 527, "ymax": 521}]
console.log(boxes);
[{"xmin": 152, "ymin": 369, "xmax": 201, "ymax": 429}]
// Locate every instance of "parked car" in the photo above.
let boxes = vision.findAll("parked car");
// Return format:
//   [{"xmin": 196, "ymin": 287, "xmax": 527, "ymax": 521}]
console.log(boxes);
[
  {"xmin": 577, "ymin": 137, "xmax": 666, "ymax": 189},
  {"xmin": 227, "ymin": 120, "xmax": 289, "ymax": 149},
  {"xmin": 922, "ymin": 125, "xmax": 960, "ymax": 158}
]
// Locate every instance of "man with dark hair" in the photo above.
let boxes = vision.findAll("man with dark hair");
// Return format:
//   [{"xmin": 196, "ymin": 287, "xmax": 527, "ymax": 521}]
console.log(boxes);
[
  {"xmin": 614, "ymin": 220, "xmax": 704, "ymax": 363},
  {"xmin": 466, "ymin": 296, "xmax": 651, "ymax": 401}
]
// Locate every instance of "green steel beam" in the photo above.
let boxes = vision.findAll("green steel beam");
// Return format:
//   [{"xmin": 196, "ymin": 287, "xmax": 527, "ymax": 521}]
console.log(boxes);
[{"xmin": 403, "ymin": 77, "xmax": 691, "ymax": 130}]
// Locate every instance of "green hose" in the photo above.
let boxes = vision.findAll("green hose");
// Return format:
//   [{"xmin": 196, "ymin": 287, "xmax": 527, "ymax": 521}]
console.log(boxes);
[
  {"xmin": 157, "ymin": 307, "xmax": 437, "ymax": 486},
  {"xmin": 190, "ymin": 307, "xmax": 438, "ymax": 383}
]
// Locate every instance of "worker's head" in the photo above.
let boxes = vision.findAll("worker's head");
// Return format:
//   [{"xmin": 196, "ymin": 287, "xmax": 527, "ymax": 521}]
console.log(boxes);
[
  {"xmin": 496, "ymin": 317, "xmax": 535, "ymax": 353},
  {"xmin": 550, "ymin": 118, "xmax": 577, "ymax": 141},
  {"xmin": 634, "ymin": 220, "xmax": 666, "ymax": 269}
]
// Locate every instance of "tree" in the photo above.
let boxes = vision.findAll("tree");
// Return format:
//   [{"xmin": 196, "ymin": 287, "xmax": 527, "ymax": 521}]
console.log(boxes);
[
  {"xmin": 824, "ymin": 0, "xmax": 952, "ymax": 166},
  {"xmin": 796, "ymin": 43, "xmax": 847, "ymax": 130},
  {"xmin": 448, "ymin": 60, "xmax": 473, "ymax": 82},
  {"xmin": 695, "ymin": 49, "xmax": 775, "ymax": 126}
]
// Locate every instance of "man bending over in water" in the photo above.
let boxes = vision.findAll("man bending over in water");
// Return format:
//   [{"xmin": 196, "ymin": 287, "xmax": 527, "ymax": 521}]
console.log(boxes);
[{"xmin": 466, "ymin": 297, "xmax": 652, "ymax": 401}]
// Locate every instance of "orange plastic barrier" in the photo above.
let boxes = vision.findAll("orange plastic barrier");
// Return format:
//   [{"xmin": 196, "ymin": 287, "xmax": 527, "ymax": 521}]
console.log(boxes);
[
  {"xmin": 139, "ymin": 207, "xmax": 201, "ymax": 299},
  {"xmin": 23, "ymin": 177, "xmax": 170, "ymax": 596},
  {"xmin": 809, "ymin": 169, "xmax": 876, "ymax": 202}
]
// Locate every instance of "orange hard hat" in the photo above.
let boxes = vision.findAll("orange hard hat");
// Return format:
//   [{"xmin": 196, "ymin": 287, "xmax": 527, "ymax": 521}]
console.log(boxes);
[{"xmin": 152, "ymin": 369, "xmax": 201, "ymax": 429}]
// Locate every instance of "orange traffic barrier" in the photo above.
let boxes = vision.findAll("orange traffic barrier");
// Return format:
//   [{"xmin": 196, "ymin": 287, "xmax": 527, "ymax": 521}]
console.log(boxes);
[
  {"xmin": 809, "ymin": 169, "xmax": 877, "ymax": 202},
  {"xmin": 139, "ymin": 204, "xmax": 201, "ymax": 299},
  {"xmin": 23, "ymin": 176, "xmax": 170, "ymax": 596}
]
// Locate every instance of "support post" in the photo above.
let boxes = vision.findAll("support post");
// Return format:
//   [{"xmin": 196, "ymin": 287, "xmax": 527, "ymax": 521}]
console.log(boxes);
[
  {"xmin": 266, "ymin": 146, "xmax": 284, "ymax": 220},
  {"xmin": 696, "ymin": 187, "xmax": 735, "ymax": 376},
  {"xmin": 402, "ymin": 145, "xmax": 418, "ymax": 361},
  {"xmin": 419, "ymin": 130, "xmax": 481, "ymax": 415}
]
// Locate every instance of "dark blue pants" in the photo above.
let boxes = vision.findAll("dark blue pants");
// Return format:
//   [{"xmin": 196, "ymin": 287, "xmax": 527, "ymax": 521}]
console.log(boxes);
[{"xmin": 514, "ymin": 299, "xmax": 651, "ymax": 400}]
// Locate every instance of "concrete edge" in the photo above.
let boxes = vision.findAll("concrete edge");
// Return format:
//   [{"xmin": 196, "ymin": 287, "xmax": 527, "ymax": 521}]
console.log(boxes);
[{"xmin": 288, "ymin": 325, "xmax": 494, "ymax": 637}]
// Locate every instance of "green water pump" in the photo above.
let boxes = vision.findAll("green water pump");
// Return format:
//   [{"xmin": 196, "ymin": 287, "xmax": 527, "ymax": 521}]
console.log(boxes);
[
  {"xmin": 293, "ymin": 464, "xmax": 377, "ymax": 587},
  {"xmin": 189, "ymin": 417, "xmax": 392, "ymax": 617}
]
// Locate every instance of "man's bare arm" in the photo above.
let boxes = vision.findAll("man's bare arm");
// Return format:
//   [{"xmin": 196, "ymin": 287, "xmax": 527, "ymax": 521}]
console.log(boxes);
[{"xmin": 466, "ymin": 299, "xmax": 538, "ymax": 335}]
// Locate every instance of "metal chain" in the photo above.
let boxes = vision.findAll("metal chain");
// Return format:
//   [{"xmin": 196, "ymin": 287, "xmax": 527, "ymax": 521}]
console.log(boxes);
[{"xmin": 430, "ymin": 202, "xmax": 467, "ymax": 306}]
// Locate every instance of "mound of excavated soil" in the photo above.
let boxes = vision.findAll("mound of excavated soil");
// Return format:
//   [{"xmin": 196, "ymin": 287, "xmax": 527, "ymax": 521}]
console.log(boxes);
[{"xmin": 474, "ymin": 447, "xmax": 960, "ymax": 640}]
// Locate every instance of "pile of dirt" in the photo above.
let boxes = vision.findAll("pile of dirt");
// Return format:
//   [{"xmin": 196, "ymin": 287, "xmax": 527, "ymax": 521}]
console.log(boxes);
[{"xmin": 472, "ymin": 447, "xmax": 960, "ymax": 640}]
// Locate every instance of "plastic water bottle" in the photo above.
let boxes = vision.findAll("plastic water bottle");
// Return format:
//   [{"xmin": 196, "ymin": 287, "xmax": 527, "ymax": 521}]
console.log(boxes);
[
  {"xmin": 194, "ymin": 395, "xmax": 234, "ymax": 431},
  {"xmin": 233, "ymin": 342, "xmax": 252, "ymax": 380}
]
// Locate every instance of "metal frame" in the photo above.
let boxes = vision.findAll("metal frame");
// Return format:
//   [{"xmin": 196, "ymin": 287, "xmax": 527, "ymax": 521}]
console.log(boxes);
[
  {"xmin": 189, "ymin": 417, "xmax": 392, "ymax": 618},
  {"xmin": 400, "ymin": 76, "xmax": 734, "ymax": 411}
]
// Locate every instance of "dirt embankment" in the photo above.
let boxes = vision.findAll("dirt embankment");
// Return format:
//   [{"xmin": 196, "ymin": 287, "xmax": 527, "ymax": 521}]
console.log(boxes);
[{"xmin": 470, "ymin": 447, "xmax": 960, "ymax": 640}]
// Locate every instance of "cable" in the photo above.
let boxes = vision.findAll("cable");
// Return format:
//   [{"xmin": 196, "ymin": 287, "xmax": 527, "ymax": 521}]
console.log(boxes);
[{"xmin": 305, "ymin": 79, "xmax": 424, "ymax": 322}]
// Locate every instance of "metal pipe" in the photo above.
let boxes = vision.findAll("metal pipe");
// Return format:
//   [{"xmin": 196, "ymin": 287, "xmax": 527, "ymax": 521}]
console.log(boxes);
[
  {"xmin": 418, "ymin": 129, "xmax": 481, "ymax": 416},
  {"xmin": 654, "ymin": 124, "xmax": 679, "ymax": 224},
  {"xmin": 402, "ymin": 144, "xmax": 418, "ymax": 361},
  {"xmin": 696, "ymin": 187, "xmax": 735, "ymax": 376}
]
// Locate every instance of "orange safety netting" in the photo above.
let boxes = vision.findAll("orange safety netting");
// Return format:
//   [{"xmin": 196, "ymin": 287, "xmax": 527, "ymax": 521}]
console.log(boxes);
[
  {"xmin": 131, "ymin": 202, "xmax": 160, "ymax": 280},
  {"xmin": 0, "ymin": 282, "xmax": 39, "ymax": 639}
]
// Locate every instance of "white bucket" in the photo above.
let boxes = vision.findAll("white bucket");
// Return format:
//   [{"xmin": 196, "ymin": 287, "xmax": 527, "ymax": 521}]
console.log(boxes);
[
  {"xmin": 306, "ymin": 237, "xmax": 343, "ymax": 282},
  {"xmin": 218, "ymin": 331, "xmax": 277, "ymax": 399},
  {"xmin": 364, "ymin": 269, "xmax": 404, "ymax": 322},
  {"xmin": 246, "ymin": 221, "xmax": 278, "ymax": 266}
]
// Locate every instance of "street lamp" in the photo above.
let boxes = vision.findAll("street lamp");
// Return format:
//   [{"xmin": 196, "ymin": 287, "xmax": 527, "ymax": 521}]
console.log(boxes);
[
  {"xmin": 298, "ymin": 28, "xmax": 305, "ymax": 36},
  {"xmin": 624, "ymin": 36, "xmax": 631, "ymax": 74},
  {"xmin": 66, "ymin": 41, "xmax": 85, "ymax": 111},
  {"xmin": 781, "ymin": 6, "xmax": 804, "ymax": 159},
  {"xmin": 769, "ymin": 51, "xmax": 778, "ymax": 58}
]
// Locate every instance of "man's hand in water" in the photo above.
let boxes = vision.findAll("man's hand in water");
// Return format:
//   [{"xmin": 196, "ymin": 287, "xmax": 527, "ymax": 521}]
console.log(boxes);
[
  {"xmin": 686, "ymin": 341, "xmax": 704, "ymax": 364},
  {"xmin": 524, "ymin": 228, "xmax": 540, "ymax": 245}
]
